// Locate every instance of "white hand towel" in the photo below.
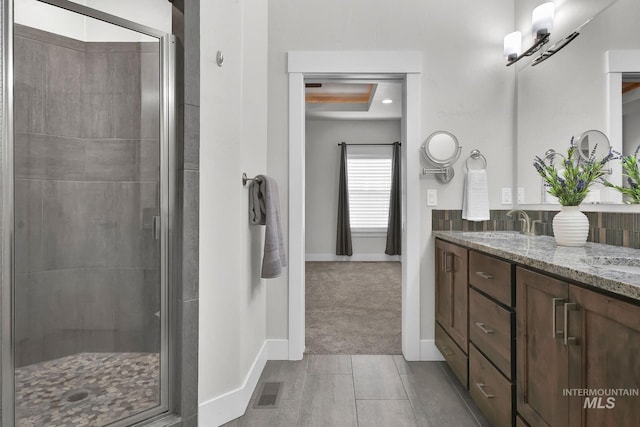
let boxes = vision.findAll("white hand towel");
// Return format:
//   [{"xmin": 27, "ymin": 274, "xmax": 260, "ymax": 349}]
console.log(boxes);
[{"xmin": 462, "ymin": 169, "xmax": 490, "ymax": 221}]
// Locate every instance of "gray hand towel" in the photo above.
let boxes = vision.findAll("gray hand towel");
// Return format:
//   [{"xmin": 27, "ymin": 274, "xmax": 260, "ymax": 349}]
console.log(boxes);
[{"xmin": 249, "ymin": 175, "xmax": 287, "ymax": 278}]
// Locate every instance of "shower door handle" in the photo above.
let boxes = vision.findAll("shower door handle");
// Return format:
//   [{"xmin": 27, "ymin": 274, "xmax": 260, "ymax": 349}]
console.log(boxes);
[{"xmin": 153, "ymin": 216, "xmax": 161, "ymax": 240}]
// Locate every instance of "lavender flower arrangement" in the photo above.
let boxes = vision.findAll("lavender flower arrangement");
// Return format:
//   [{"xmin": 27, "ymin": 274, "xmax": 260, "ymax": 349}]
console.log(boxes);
[
  {"xmin": 533, "ymin": 137, "xmax": 612, "ymax": 206},
  {"xmin": 603, "ymin": 150, "xmax": 640, "ymax": 204}
]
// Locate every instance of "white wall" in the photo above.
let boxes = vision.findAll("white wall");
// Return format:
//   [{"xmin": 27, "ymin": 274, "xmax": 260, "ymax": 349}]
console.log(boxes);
[
  {"xmin": 15, "ymin": 0, "xmax": 86, "ymax": 40},
  {"xmin": 15, "ymin": 0, "xmax": 171, "ymax": 42},
  {"xmin": 199, "ymin": 0, "xmax": 269, "ymax": 422},
  {"xmin": 305, "ymin": 119, "xmax": 401, "ymax": 258},
  {"xmin": 84, "ymin": 0, "xmax": 171, "ymax": 40},
  {"xmin": 267, "ymin": 0, "xmax": 515, "ymax": 344}
]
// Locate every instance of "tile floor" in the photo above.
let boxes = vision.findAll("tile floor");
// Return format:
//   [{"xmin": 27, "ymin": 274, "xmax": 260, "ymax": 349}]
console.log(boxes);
[
  {"xmin": 15, "ymin": 352, "xmax": 159, "ymax": 427},
  {"xmin": 223, "ymin": 355, "xmax": 490, "ymax": 427}
]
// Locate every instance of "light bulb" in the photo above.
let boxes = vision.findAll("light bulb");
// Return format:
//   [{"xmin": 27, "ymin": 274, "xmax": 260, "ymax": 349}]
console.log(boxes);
[
  {"xmin": 504, "ymin": 31, "xmax": 522, "ymax": 61},
  {"xmin": 532, "ymin": 2, "xmax": 554, "ymax": 38}
]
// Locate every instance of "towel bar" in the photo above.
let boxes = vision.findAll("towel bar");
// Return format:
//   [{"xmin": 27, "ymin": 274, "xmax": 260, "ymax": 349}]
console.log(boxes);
[{"xmin": 242, "ymin": 173, "xmax": 258, "ymax": 186}]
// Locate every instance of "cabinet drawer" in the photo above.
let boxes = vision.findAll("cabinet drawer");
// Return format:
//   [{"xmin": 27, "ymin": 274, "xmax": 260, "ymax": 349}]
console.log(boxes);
[
  {"xmin": 469, "ymin": 251, "xmax": 513, "ymax": 306},
  {"xmin": 435, "ymin": 322, "xmax": 468, "ymax": 389},
  {"xmin": 469, "ymin": 344, "xmax": 513, "ymax": 427},
  {"xmin": 469, "ymin": 288, "xmax": 513, "ymax": 380}
]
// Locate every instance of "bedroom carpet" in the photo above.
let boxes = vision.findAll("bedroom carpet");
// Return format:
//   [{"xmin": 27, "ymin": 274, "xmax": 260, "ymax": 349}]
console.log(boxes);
[{"xmin": 305, "ymin": 261, "xmax": 401, "ymax": 355}]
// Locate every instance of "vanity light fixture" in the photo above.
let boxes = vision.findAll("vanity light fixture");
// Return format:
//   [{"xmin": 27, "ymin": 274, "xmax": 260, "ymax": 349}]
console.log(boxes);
[
  {"xmin": 531, "ymin": 31, "xmax": 580, "ymax": 66},
  {"xmin": 504, "ymin": 2, "xmax": 554, "ymax": 66},
  {"xmin": 531, "ymin": 2, "xmax": 554, "ymax": 37},
  {"xmin": 504, "ymin": 31, "xmax": 522, "ymax": 61},
  {"xmin": 382, "ymin": 99, "xmax": 393, "ymax": 104}
]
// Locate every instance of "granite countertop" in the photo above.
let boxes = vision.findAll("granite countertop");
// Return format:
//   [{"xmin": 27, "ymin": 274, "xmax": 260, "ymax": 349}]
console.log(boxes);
[{"xmin": 433, "ymin": 231, "xmax": 640, "ymax": 302}]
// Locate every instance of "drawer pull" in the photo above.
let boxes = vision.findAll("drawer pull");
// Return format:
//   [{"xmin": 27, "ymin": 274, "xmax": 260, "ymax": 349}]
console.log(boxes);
[
  {"xmin": 442, "ymin": 251, "xmax": 451, "ymax": 272},
  {"xmin": 563, "ymin": 302, "xmax": 579, "ymax": 346},
  {"xmin": 441, "ymin": 345, "xmax": 454, "ymax": 356},
  {"xmin": 475, "ymin": 271, "xmax": 494, "ymax": 280},
  {"xmin": 552, "ymin": 298, "xmax": 564, "ymax": 338},
  {"xmin": 475, "ymin": 322, "xmax": 495, "ymax": 334},
  {"xmin": 475, "ymin": 382, "xmax": 495, "ymax": 399}
]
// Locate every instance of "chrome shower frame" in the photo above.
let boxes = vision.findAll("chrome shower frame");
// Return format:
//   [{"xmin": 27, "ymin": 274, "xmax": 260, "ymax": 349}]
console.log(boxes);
[{"xmin": 1, "ymin": 1, "xmax": 176, "ymax": 426}]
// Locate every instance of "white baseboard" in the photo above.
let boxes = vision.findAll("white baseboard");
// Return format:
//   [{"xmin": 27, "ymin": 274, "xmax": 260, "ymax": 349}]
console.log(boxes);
[
  {"xmin": 267, "ymin": 339, "xmax": 289, "ymax": 360},
  {"xmin": 198, "ymin": 341, "xmax": 268, "ymax": 427},
  {"xmin": 420, "ymin": 339, "xmax": 445, "ymax": 361},
  {"xmin": 305, "ymin": 253, "xmax": 401, "ymax": 262}
]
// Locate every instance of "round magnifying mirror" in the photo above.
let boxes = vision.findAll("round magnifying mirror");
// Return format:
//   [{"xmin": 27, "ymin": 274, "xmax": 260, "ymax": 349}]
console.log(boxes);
[
  {"xmin": 423, "ymin": 131, "xmax": 461, "ymax": 166},
  {"xmin": 576, "ymin": 130, "xmax": 611, "ymax": 162}
]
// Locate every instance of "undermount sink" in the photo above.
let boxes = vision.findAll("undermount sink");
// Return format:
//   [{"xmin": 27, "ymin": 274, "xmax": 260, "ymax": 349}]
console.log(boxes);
[
  {"xmin": 582, "ymin": 257, "xmax": 640, "ymax": 275},
  {"xmin": 461, "ymin": 231, "xmax": 527, "ymax": 240}
]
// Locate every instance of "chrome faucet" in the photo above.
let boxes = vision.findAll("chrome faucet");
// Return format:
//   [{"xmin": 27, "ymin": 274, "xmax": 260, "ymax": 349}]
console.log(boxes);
[{"xmin": 506, "ymin": 209, "xmax": 541, "ymax": 236}]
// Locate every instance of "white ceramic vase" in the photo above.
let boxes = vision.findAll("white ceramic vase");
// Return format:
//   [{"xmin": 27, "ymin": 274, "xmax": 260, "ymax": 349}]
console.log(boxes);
[{"xmin": 552, "ymin": 205, "xmax": 589, "ymax": 247}]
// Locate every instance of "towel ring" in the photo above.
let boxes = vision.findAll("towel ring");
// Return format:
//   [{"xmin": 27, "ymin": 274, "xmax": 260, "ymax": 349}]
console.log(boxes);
[{"xmin": 465, "ymin": 149, "xmax": 487, "ymax": 171}]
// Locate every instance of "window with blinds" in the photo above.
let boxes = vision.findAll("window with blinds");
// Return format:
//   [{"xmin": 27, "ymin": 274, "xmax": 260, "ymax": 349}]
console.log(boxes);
[{"xmin": 347, "ymin": 148, "xmax": 393, "ymax": 232}]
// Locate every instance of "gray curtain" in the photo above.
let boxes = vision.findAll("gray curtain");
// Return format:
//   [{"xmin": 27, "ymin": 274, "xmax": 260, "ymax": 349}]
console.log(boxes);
[
  {"xmin": 385, "ymin": 142, "xmax": 401, "ymax": 255},
  {"xmin": 336, "ymin": 143, "xmax": 353, "ymax": 256}
]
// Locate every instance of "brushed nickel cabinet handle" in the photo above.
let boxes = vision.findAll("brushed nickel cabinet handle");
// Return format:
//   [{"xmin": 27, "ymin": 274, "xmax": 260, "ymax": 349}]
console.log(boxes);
[
  {"xmin": 475, "ymin": 322, "xmax": 495, "ymax": 334},
  {"xmin": 475, "ymin": 382, "xmax": 495, "ymax": 399},
  {"xmin": 564, "ymin": 302, "xmax": 579, "ymax": 346},
  {"xmin": 475, "ymin": 271, "xmax": 494, "ymax": 280},
  {"xmin": 441, "ymin": 345, "xmax": 454, "ymax": 356},
  {"xmin": 552, "ymin": 298, "xmax": 564, "ymax": 338},
  {"xmin": 442, "ymin": 250, "xmax": 451, "ymax": 272}
]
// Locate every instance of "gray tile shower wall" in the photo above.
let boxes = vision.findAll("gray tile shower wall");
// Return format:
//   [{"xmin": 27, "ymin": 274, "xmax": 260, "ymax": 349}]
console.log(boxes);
[
  {"xmin": 0, "ymin": 1, "xmax": 4, "ymax": 418},
  {"xmin": 432, "ymin": 209, "xmax": 640, "ymax": 249},
  {"xmin": 172, "ymin": 0, "xmax": 201, "ymax": 422},
  {"xmin": 14, "ymin": 24, "xmax": 161, "ymax": 367}
]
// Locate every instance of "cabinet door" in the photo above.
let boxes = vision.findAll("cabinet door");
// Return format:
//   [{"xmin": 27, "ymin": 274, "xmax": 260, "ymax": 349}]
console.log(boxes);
[
  {"xmin": 435, "ymin": 240, "xmax": 452, "ymax": 334},
  {"xmin": 516, "ymin": 268, "xmax": 569, "ymax": 427},
  {"xmin": 435, "ymin": 240, "xmax": 468, "ymax": 353},
  {"xmin": 567, "ymin": 285, "xmax": 640, "ymax": 426}
]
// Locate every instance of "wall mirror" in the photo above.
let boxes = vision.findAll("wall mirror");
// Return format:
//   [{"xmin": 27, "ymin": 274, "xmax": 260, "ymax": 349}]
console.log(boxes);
[
  {"xmin": 421, "ymin": 131, "xmax": 461, "ymax": 183},
  {"xmin": 422, "ymin": 131, "xmax": 460, "ymax": 165},
  {"xmin": 515, "ymin": 0, "xmax": 640, "ymax": 207},
  {"xmin": 577, "ymin": 129, "xmax": 611, "ymax": 165}
]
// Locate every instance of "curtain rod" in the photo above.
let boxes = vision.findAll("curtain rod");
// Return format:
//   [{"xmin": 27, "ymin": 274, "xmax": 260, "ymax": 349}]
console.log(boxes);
[{"xmin": 337, "ymin": 142, "xmax": 401, "ymax": 146}]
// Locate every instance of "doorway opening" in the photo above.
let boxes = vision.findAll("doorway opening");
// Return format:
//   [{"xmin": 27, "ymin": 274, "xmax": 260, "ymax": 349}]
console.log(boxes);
[
  {"xmin": 304, "ymin": 78, "xmax": 403, "ymax": 354},
  {"xmin": 287, "ymin": 51, "xmax": 423, "ymax": 361}
]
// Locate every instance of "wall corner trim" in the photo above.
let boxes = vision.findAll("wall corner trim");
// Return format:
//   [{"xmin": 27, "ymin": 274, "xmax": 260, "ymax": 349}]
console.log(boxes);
[
  {"xmin": 266, "ymin": 339, "xmax": 290, "ymax": 360},
  {"xmin": 198, "ymin": 341, "xmax": 268, "ymax": 426},
  {"xmin": 420, "ymin": 340, "xmax": 445, "ymax": 362}
]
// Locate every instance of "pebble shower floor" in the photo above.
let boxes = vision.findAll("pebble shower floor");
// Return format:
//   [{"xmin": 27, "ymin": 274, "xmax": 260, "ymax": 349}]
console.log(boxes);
[{"xmin": 15, "ymin": 352, "xmax": 159, "ymax": 427}]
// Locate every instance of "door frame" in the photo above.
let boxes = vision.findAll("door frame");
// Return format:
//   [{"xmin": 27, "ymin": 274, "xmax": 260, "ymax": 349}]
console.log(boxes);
[{"xmin": 287, "ymin": 51, "xmax": 423, "ymax": 360}]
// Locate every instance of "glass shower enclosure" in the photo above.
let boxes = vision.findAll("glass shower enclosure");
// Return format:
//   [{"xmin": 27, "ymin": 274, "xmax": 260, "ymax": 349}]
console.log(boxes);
[{"xmin": 2, "ymin": 0, "xmax": 174, "ymax": 426}]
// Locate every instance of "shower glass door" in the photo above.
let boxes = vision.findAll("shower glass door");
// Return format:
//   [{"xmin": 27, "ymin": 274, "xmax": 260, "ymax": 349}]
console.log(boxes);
[{"xmin": 7, "ymin": 1, "xmax": 172, "ymax": 426}]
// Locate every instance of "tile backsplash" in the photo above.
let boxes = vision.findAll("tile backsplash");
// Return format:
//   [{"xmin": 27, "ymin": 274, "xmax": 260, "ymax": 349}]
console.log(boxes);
[{"xmin": 432, "ymin": 210, "xmax": 640, "ymax": 249}]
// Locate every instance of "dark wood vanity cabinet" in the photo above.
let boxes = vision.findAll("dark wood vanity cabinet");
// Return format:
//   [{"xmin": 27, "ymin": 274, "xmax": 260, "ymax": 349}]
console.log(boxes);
[
  {"xmin": 568, "ymin": 285, "xmax": 640, "ymax": 427},
  {"xmin": 517, "ymin": 267, "xmax": 640, "ymax": 427},
  {"xmin": 516, "ymin": 268, "xmax": 569, "ymax": 427},
  {"xmin": 435, "ymin": 237, "xmax": 640, "ymax": 427},
  {"xmin": 468, "ymin": 251, "xmax": 515, "ymax": 427},
  {"xmin": 435, "ymin": 239, "xmax": 469, "ymax": 386}
]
